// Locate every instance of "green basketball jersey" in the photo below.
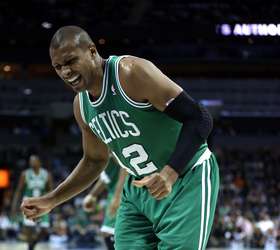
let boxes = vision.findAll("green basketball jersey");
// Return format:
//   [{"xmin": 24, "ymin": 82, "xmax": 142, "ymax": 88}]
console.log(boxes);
[
  {"xmin": 100, "ymin": 157, "xmax": 119, "ymax": 194},
  {"xmin": 24, "ymin": 168, "xmax": 48, "ymax": 197},
  {"xmin": 79, "ymin": 55, "xmax": 207, "ymax": 177}
]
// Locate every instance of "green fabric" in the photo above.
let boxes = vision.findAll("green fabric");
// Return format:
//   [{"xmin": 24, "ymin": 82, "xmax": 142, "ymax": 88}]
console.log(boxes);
[
  {"xmin": 78, "ymin": 55, "xmax": 219, "ymax": 248},
  {"xmin": 23, "ymin": 168, "xmax": 48, "ymax": 197},
  {"xmin": 68, "ymin": 210, "xmax": 91, "ymax": 228},
  {"xmin": 105, "ymin": 158, "xmax": 119, "ymax": 193},
  {"xmin": 115, "ymin": 154, "xmax": 220, "ymax": 250},
  {"xmin": 22, "ymin": 168, "xmax": 50, "ymax": 227},
  {"xmin": 101, "ymin": 159, "xmax": 119, "ymax": 229},
  {"xmin": 22, "ymin": 213, "xmax": 50, "ymax": 227},
  {"xmin": 102, "ymin": 192, "xmax": 117, "ymax": 229},
  {"xmin": 79, "ymin": 55, "xmax": 207, "ymax": 177}
]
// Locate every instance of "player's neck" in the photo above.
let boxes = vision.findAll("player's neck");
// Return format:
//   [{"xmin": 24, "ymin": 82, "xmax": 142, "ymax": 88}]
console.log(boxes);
[
  {"xmin": 88, "ymin": 58, "xmax": 106, "ymax": 99},
  {"xmin": 32, "ymin": 168, "xmax": 40, "ymax": 175}
]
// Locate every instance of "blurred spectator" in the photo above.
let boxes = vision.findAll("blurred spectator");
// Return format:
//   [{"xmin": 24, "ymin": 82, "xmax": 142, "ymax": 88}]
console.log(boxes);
[
  {"xmin": 0, "ymin": 210, "xmax": 12, "ymax": 240},
  {"xmin": 67, "ymin": 201, "xmax": 100, "ymax": 248},
  {"xmin": 228, "ymin": 226, "xmax": 246, "ymax": 250},
  {"xmin": 251, "ymin": 227, "xmax": 265, "ymax": 248},
  {"xmin": 236, "ymin": 213, "xmax": 254, "ymax": 246},
  {"xmin": 257, "ymin": 213, "xmax": 275, "ymax": 234},
  {"xmin": 49, "ymin": 214, "xmax": 68, "ymax": 250},
  {"xmin": 264, "ymin": 228, "xmax": 278, "ymax": 250}
]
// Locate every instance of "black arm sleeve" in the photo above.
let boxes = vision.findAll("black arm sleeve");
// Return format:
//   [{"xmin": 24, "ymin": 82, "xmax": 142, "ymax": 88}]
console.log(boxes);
[{"xmin": 164, "ymin": 91, "xmax": 213, "ymax": 175}]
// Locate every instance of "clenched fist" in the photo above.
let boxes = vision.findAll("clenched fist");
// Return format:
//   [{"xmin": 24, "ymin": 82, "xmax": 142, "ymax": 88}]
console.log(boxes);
[
  {"xmin": 132, "ymin": 165, "xmax": 178, "ymax": 200},
  {"xmin": 21, "ymin": 195, "xmax": 55, "ymax": 221},
  {"xmin": 82, "ymin": 194, "xmax": 97, "ymax": 212}
]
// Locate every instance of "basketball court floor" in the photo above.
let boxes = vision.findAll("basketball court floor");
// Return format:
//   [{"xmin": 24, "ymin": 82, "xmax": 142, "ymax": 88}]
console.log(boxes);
[
  {"xmin": 0, "ymin": 242, "xmax": 259, "ymax": 250},
  {"xmin": 0, "ymin": 242, "xmax": 106, "ymax": 250}
]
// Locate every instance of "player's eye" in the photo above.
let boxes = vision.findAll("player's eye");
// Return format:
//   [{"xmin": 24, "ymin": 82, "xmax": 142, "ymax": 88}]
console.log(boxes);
[
  {"xmin": 67, "ymin": 58, "xmax": 77, "ymax": 65},
  {"xmin": 54, "ymin": 65, "xmax": 61, "ymax": 71}
]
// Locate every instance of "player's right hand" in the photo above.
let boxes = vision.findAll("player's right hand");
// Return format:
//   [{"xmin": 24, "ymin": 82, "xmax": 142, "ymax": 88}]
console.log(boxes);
[
  {"xmin": 133, "ymin": 165, "xmax": 178, "ymax": 200},
  {"xmin": 82, "ymin": 194, "xmax": 97, "ymax": 212},
  {"xmin": 20, "ymin": 195, "xmax": 55, "ymax": 221}
]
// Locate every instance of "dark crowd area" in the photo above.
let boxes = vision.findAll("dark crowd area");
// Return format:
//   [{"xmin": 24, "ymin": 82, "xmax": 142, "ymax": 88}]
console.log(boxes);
[{"xmin": 0, "ymin": 119, "xmax": 279, "ymax": 249}]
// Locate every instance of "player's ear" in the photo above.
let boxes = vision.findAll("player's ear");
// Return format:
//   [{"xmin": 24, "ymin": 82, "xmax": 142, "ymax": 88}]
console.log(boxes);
[{"xmin": 89, "ymin": 44, "xmax": 96, "ymax": 57}]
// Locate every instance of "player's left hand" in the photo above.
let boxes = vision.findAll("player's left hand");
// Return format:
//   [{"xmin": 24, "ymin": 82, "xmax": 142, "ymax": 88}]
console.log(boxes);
[{"xmin": 132, "ymin": 165, "xmax": 179, "ymax": 200}]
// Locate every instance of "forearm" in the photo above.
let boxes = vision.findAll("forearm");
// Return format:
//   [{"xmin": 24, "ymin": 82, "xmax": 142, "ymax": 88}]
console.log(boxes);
[
  {"xmin": 113, "ymin": 168, "xmax": 127, "ymax": 199},
  {"xmin": 48, "ymin": 157, "xmax": 107, "ymax": 207},
  {"xmin": 164, "ymin": 91, "xmax": 213, "ymax": 175},
  {"xmin": 167, "ymin": 122, "xmax": 205, "ymax": 172},
  {"xmin": 88, "ymin": 178, "xmax": 107, "ymax": 197}
]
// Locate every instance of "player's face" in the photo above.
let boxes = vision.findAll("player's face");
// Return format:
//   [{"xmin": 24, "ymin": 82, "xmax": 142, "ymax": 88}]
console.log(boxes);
[
  {"xmin": 50, "ymin": 42, "xmax": 97, "ymax": 92},
  {"xmin": 29, "ymin": 156, "xmax": 41, "ymax": 169}
]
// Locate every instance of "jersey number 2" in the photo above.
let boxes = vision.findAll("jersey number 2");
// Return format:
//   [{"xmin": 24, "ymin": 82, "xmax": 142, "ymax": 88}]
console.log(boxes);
[{"xmin": 122, "ymin": 144, "xmax": 157, "ymax": 175}]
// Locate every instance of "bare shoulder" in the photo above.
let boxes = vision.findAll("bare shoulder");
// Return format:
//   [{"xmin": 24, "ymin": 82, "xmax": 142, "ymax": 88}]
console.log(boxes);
[
  {"xmin": 118, "ymin": 56, "xmax": 156, "ymax": 103},
  {"xmin": 73, "ymin": 94, "xmax": 79, "ymax": 111},
  {"xmin": 73, "ymin": 94, "xmax": 81, "ymax": 124},
  {"xmin": 73, "ymin": 94, "xmax": 88, "ymax": 130},
  {"xmin": 118, "ymin": 55, "xmax": 181, "ymax": 110},
  {"xmin": 119, "ymin": 56, "xmax": 154, "ymax": 78}
]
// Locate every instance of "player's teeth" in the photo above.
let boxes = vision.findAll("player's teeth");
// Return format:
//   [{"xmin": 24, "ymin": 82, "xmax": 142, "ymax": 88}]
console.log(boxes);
[
  {"xmin": 68, "ymin": 75, "xmax": 80, "ymax": 82},
  {"xmin": 72, "ymin": 79, "xmax": 80, "ymax": 86}
]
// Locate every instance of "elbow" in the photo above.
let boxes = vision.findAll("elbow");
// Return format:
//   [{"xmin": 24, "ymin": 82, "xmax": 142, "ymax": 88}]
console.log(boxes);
[
  {"xmin": 197, "ymin": 104, "xmax": 213, "ymax": 140},
  {"xmin": 82, "ymin": 154, "xmax": 108, "ymax": 170}
]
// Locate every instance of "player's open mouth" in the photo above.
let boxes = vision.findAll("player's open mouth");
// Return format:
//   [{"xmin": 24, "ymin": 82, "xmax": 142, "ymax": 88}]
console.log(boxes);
[{"xmin": 67, "ymin": 75, "xmax": 81, "ymax": 86}]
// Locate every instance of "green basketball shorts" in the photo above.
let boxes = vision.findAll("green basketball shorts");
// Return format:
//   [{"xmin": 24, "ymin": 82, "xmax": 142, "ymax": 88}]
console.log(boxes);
[
  {"xmin": 23, "ymin": 214, "xmax": 50, "ymax": 228},
  {"xmin": 100, "ymin": 192, "xmax": 117, "ymax": 235},
  {"xmin": 115, "ymin": 148, "xmax": 220, "ymax": 250}
]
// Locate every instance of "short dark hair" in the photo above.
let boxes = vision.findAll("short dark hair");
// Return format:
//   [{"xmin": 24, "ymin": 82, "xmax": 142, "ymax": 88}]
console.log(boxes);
[{"xmin": 50, "ymin": 25, "xmax": 93, "ymax": 50}]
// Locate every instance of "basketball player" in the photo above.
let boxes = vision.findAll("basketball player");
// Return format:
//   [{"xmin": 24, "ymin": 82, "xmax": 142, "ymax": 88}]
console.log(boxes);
[
  {"xmin": 21, "ymin": 26, "xmax": 220, "ymax": 250},
  {"xmin": 12, "ymin": 155, "xmax": 53, "ymax": 250},
  {"xmin": 83, "ymin": 157, "xmax": 127, "ymax": 250}
]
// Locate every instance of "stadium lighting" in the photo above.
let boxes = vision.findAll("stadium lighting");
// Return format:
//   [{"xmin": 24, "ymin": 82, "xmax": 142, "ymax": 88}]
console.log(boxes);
[
  {"xmin": 98, "ymin": 38, "xmax": 106, "ymax": 45},
  {"xmin": 41, "ymin": 22, "xmax": 52, "ymax": 29},
  {"xmin": 218, "ymin": 23, "xmax": 280, "ymax": 36},
  {"xmin": 3, "ymin": 65, "xmax": 11, "ymax": 72},
  {"xmin": 23, "ymin": 88, "xmax": 32, "ymax": 95}
]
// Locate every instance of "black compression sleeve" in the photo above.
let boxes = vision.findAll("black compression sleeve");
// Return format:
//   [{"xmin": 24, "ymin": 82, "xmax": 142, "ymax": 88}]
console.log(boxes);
[{"xmin": 164, "ymin": 91, "xmax": 213, "ymax": 175}]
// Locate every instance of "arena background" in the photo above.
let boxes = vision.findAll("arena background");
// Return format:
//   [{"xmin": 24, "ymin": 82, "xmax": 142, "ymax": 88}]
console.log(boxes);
[{"xmin": 0, "ymin": 0, "xmax": 279, "ymax": 249}]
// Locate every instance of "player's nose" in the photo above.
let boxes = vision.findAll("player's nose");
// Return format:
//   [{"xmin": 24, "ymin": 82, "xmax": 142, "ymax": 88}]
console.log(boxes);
[{"xmin": 61, "ymin": 66, "xmax": 72, "ymax": 78}]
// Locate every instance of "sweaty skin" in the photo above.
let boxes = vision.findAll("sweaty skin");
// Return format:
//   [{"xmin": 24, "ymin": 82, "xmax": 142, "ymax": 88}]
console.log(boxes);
[
  {"xmin": 21, "ymin": 26, "xmax": 182, "ymax": 221},
  {"xmin": 118, "ymin": 57, "xmax": 181, "ymax": 199},
  {"xmin": 21, "ymin": 95, "xmax": 109, "ymax": 220}
]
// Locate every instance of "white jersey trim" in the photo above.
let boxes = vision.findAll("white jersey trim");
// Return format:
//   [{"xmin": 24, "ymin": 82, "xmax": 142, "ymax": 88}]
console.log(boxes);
[
  {"xmin": 115, "ymin": 55, "xmax": 153, "ymax": 109},
  {"xmin": 202, "ymin": 159, "xmax": 212, "ymax": 249},
  {"xmin": 100, "ymin": 225, "xmax": 115, "ymax": 235},
  {"xmin": 78, "ymin": 93, "xmax": 87, "ymax": 125},
  {"xmin": 198, "ymin": 157, "xmax": 212, "ymax": 250},
  {"xmin": 86, "ymin": 56, "xmax": 111, "ymax": 107},
  {"xmin": 198, "ymin": 161, "xmax": 206, "ymax": 250},
  {"xmin": 111, "ymin": 151, "xmax": 136, "ymax": 176},
  {"xmin": 191, "ymin": 148, "xmax": 212, "ymax": 170}
]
